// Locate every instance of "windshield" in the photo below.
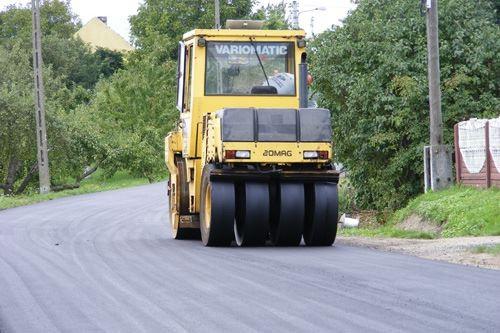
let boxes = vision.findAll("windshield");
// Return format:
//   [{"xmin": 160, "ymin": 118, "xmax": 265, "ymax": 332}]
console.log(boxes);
[{"xmin": 205, "ymin": 41, "xmax": 296, "ymax": 96}]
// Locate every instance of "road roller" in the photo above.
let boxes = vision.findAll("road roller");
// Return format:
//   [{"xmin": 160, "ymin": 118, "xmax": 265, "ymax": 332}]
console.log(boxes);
[{"xmin": 165, "ymin": 20, "xmax": 339, "ymax": 247}]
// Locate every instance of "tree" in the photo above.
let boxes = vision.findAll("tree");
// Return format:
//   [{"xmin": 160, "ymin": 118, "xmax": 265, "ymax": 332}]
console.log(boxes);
[
  {"xmin": 310, "ymin": 0, "xmax": 499, "ymax": 210},
  {"xmin": 0, "ymin": 41, "xmax": 90, "ymax": 195},
  {"xmin": 130, "ymin": 0, "xmax": 255, "ymax": 62},
  {"xmin": 82, "ymin": 59, "xmax": 178, "ymax": 182},
  {"xmin": 252, "ymin": 1, "xmax": 290, "ymax": 30},
  {"xmin": 0, "ymin": 1, "xmax": 113, "ymax": 194}
]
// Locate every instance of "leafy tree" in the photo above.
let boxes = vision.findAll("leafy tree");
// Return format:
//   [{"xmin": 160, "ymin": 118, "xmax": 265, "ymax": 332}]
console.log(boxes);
[
  {"xmin": 311, "ymin": 0, "xmax": 499, "ymax": 210},
  {"xmin": 0, "ymin": 1, "xmax": 115, "ymax": 194},
  {"xmin": 130, "ymin": 0, "xmax": 255, "ymax": 62},
  {"xmin": 252, "ymin": 1, "xmax": 290, "ymax": 30},
  {"xmin": 0, "ymin": 1, "xmax": 123, "ymax": 91},
  {"xmin": 82, "ymin": 59, "xmax": 178, "ymax": 182},
  {"xmin": 94, "ymin": 48, "xmax": 125, "ymax": 78},
  {"xmin": 0, "ymin": 41, "xmax": 98, "ymax": 194},
  {"xmin": 0, "ymin": 0, "xmax": 79, "ymax": 41}
]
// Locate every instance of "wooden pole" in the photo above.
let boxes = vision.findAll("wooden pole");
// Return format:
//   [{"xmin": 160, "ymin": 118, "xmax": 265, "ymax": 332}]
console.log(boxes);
[
  {"xmin": 31, "ymin": 0, "xmax": 51, "ymax": 194},
  {"xmin": 425, "ymin": 0, "xmax": 453, "ymax": 190},
  {"xmin": 215, "ymin": 0, "xmax": 221, "ymax": 29}
]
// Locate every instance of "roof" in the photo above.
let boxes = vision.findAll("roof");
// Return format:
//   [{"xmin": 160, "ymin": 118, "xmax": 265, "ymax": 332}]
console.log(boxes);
[
  {"xmin": 75, "ymin": 17, "xmax": 134, "ymax": 53},
  {"xmin": 182, "ymin": 29, "xmax": 306, "ymax": 40}
]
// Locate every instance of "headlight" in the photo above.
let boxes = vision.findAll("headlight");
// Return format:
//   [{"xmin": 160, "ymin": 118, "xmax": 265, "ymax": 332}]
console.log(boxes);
[
  {"xmin": 303, "ymin": 151, "xmax": 329, "ymax": 159},
  {"xmin": 303, "ymin": 151, "xmax": 319, "ymax": 159},
  {"xmin": 225, "ymin": 150, "xmax": 251, "ymax": 159}
]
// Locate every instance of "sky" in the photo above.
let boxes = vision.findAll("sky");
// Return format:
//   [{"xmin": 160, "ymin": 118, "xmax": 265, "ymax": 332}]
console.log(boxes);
[{"xmin": 1, "ymin": 0, "xmax": 356, "ymax": 42}]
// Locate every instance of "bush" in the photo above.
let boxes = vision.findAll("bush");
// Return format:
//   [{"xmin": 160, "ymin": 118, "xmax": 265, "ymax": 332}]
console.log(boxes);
[{"xmin": 310, "ymin": 0, "xmax": 499, "ymax": 210}]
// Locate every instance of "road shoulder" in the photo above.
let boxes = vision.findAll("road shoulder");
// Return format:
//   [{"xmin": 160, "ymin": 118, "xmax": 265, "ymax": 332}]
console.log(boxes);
[{"xmin": 337, "ymin": 236, "xmax": 500, "ymax": 270}]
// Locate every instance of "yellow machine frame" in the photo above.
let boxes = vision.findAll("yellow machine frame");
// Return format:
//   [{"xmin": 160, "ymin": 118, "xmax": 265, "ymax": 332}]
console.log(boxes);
[{"xmin": 165, "ymin": 28, "xmax": 339, "ymax": 247}]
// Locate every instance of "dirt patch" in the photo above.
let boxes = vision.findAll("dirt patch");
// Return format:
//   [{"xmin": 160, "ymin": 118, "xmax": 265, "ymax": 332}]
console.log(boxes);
[
  {"xmin": 398, "ymin": 214, "xmax": 442, "ymax": 234},
  {"xmin": 357, "ymin": 211, "xmax": 379, "ymax": 228},
  {"xmin": 338, "ymin": 236, "xmax": 500, "ymax": 270}
]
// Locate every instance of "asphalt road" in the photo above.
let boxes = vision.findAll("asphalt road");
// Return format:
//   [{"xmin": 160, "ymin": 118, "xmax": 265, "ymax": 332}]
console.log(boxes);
[{"xmin": 0, "ymin": 183, "xmax": 499, "ymax": 333}]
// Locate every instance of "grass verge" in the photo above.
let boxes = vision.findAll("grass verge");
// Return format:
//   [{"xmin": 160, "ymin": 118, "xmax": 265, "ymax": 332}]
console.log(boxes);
[
  {"xmin": 471, "ymin": 244, "xmax": 500, "ymax": 256},
  {"xmin": 339, "ymin": 185, "xmax": 500, "ymax": 239},
  {"xmin": 0, "ymin": 171, "xmax": 150, "ymax": 211}
]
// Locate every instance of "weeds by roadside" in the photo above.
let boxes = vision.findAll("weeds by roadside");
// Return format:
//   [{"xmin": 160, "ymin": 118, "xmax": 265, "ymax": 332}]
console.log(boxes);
[
  {"xmin": 0, "ymin": 171, "xmax": 152, "ymax": 211},
  {"xmin": 339, "ymin": 185, "xmax": 500, "ymax": 239},
  {"xmin": 472, "ymin": 244, "xmax": 500, "ymax": 256}
]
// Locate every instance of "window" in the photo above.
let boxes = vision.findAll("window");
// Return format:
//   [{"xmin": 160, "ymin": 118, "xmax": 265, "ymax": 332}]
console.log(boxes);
[
  {"xmin": 205, "ymin": 41, "xmax": 295, "ymax": 96},
  {"xmin": 176, "ymin": 42, "xmax": 186, "ymax": 111},
  {"xmin": 184, "ymin": 45, "xmax": 194, "ymax": 112}
]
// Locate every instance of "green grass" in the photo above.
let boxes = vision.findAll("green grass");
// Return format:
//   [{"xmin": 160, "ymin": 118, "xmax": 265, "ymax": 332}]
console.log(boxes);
[
  {"xmin": 0, "ymin": 171, "xmax": 151, "ymax": 210},
  {"xmin": 391, "ymin": 186, "xmax": 500, "ymax": 237},
  {"xmin": 471, "ymin": 244, "xmax": 500, "ymax": 256},
  {"xmin": 339, "ymin": 225, "xmax": 436, "ymax": 239},
  {"xmin": 339, "ymin": 185, "xmax": 500, "ymax": 239}
]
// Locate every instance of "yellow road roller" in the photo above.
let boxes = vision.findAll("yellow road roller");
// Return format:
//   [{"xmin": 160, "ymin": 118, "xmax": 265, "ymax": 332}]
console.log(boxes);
[{"xmin": 165, "ymin": 20, "xmax": 339, "ymax": 247}]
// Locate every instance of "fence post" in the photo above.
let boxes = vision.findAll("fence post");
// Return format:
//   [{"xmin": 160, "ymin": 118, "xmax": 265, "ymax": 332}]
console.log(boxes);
[
  {"xmin": 485, "ymin": 121, "xmax": 491, "ymax": 188},
  {"xmin": 454, "ymin": 123, "xmax": 461, "ymax": 185}
]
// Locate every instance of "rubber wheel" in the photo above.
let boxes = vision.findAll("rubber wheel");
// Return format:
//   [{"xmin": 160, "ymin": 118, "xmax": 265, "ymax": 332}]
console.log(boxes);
[
  {"xmin": 270, "ymin": 182, "xmax": 304, "ymax": 246},
  {"xmin": 169, "ymin": 156, "xmax": 200, "ymax": 240},
  {"xmin": 303, "ymin": 182, "xmax": 339, "ymax": 246},
  {"xmin": 235, "ymin": 182, "xmax": 270, "ymax": 246},
  {"xmin": 200, "ymin": 164, "xmax": 235, "ymax": 246}
]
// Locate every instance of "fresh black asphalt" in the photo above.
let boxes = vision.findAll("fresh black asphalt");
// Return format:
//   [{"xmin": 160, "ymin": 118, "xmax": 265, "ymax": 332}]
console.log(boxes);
[{"xmin": 0, "ymin": 183, "xmax": 499, "ymax": 332}]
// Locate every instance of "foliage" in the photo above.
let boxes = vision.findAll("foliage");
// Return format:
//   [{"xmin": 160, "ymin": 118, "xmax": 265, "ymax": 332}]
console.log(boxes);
[
  {"xmin": 341, "ymin": 185, "xmax": 499, "ymax": 239},
  {"xmin": 81, "ymin": 58, "xmax": 178, "ymax": 181},
  {"xmin": 129, "ymin": 0, "xmax": 255, "ymax": 62},
  {"xmin": 0, "ymin": 1, "xmax": 118, "ymax": 194},
  {"xmin": 391, "ymin": 186, "xmax": 500, "ymax": 237},
  {"xmin": 311, "ymin": 0, "xmax": 500, "ymax": 210},
  {"xmin": 0, "ymin": 0, "xmax": 80, "ymax": 40},
  {"xmin": 252, "ymin": 1, "xmax": 290, "ymax": 30},
  {"xmin": 0, "ymin": 1, "xmax": 123, "ymax": 90}
]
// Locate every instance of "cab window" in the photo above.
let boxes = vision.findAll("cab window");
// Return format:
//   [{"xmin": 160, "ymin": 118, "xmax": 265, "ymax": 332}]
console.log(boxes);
[{"xmin": 205, "ymin": 41, "xmax": 295, "ymax": 96}]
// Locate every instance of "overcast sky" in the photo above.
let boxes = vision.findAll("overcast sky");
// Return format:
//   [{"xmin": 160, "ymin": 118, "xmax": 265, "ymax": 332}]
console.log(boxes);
[{"xmin": 1, "ymin": 0, "xmax": 356, "ymax": 41}]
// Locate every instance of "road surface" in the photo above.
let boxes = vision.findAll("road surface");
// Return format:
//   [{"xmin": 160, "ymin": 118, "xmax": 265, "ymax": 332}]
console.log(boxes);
[{"xmin": 0, "ymin": 183, "xmax": 499, "ymax": 332}]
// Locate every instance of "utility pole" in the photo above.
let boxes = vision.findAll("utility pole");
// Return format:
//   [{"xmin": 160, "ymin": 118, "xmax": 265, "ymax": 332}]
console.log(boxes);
[
  {"xmin": 423, "ymin": 0, "xmax": 453, "ymax": 191},
  {"xmin": 215, "ymin": 0, "xmax": 221, "ymax": 29},
  {"xmin": 291, "ymin": 1, "xmax": 299, "ymax": 29},
  {"xmin": 31, "ymin": 0, "xmax": 51, "ymax": 194}
]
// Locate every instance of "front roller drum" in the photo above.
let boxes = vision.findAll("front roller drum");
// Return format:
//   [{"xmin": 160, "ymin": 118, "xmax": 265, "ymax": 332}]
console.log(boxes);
[
  {"xmin": 200, "ymin": 164, "xmax": 235, "ymax": 247},
  {"xmin": 270, "ymin": 182, "xmax": 304, "ymax": 246},
  {"xmin": 303, "ymin": 182, "xmax": 339, "ymax": 246},
  {"xmin": 234, "ymin": 182, "xmax": 270, "ymax": 246}
]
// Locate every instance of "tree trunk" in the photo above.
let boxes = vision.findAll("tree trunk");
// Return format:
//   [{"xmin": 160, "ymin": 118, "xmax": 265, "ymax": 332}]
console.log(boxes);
[
  {"xmin": 76, "ymin": 166, "xmax": 98, "ymax": 183},
  {"xmin": 15, "ymin": 162, "xmax": 38, "ymax": 195},
  {"xmin": 50, "ymin": 166, "xmax": 99, "ymax": 193},
  {"xmin": 51, "ymin": 183, "xmax": 80, "ymax": 192},
  {"xmin": 4, "ymin": 156, "xmax": 22, "ymax": 195}
]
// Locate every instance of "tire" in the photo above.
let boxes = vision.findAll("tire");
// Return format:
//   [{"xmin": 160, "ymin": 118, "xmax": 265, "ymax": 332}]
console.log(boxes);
[
  {"xmin": 270, "ymin": 182, "xmax": 304, "ymax": 246},
  {"xmin": 200, "ymin": 164, "xmax": 235, "ymax": 246},
  {"xmin": 303, "ymin": 182, "xmax": 339, "ymax": 246},
  {"xmin": 234, "ymin": 182, "xmax": 270, "ymax": 246}
]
